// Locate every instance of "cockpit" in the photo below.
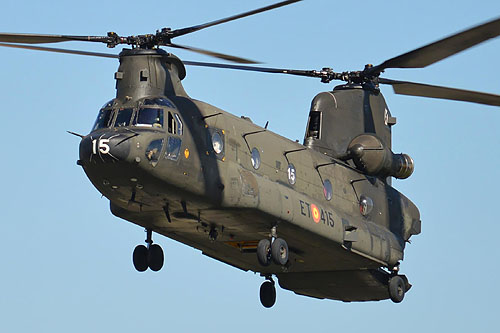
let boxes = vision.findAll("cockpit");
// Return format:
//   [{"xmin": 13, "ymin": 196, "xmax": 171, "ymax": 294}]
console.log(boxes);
[{"xmin": 92, "ymin": 97, "xmax": 182, "ymax": 135}]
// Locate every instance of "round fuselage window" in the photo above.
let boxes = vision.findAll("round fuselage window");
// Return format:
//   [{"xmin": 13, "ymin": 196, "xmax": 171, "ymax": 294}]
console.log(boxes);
[{"xmin": 251, "ymin": 148, "xmax": 261, "ymax": 169}]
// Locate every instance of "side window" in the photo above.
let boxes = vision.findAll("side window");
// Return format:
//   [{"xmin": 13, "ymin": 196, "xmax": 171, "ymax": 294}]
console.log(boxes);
[
  {"xmin": 165, "ymin": 112, "xmax": 183, "ymax": 135},
  {"xmin": 145, "ymin": 139, "xmax": 164, "ymax": 163},
  {"xmin": 174, "ymin": 114, "xmax": 183, "ymax": 135},
  {"xmin": 323, "ymin": 179, "xmax": 333, "ymax": 201},
  {"xmin": 208, "ymin": 128, "xmax": 225, "ymax": 161},
  {"xmin": 251, "ymin": 148, "xmax": 261, "ymax": 169},
  {"xmin": 165, "ymin": 136, "xmax": 182, "ymax": 161},
  {"xmin": 168, "ymin": 111, "xmax": 177, "ymax": 134}
]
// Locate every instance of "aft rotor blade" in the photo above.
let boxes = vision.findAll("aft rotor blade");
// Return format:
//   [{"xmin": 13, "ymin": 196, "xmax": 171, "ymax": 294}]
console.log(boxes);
[
  {"xmin": 0, "ymin": 42, "xmax": 118, "ymax": 58},
  {"xmin": 169, "ymin": 0, "xmax": 302, "ymax": 38},
  {"xmin": 0, "ymin": 32, "xmax": 111, "ymax": 45},
  {"xmin": 168, "ymin": 43, "xmax": 258, "ymax": 64},
  {"xmin": 370, "ymin": 16, "xmax": 500, "ymax": 75},
  {"xmin": 379, "ymin": 78, "xmax": 500, "ymax": 106}
]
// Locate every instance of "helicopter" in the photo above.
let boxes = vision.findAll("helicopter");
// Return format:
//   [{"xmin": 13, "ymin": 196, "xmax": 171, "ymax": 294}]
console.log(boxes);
[{"xmin": 1, "ymin": 0, "xmax": 500, "ymax": 309}]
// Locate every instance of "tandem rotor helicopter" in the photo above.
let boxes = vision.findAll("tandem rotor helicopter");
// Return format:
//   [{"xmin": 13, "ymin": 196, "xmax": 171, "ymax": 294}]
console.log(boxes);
[{"xmin": 1, "ymin": 0, "xmax": 500, "ymax": 308}]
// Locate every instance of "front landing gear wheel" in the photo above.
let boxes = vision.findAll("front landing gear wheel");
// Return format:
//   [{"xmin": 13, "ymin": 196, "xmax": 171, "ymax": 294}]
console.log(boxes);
[
  {"xmin": 271, "ymin": 238, "xmax": 289, "ymax": 266},
  {"xmin": 388, "ymin": 275, "xmax": 406, "ymax": 303},
  {"xmin": 257, "ymin": 239, "xmax": 271, "ymax": 266},
  {"xmin": 133, "ymin": 229, "xmax": 164, "ymax": 272},
  {"xmin": 259, "ymin": 281, "xmax": 276, "ymax": 308},
  {"xmin": 148, "ymin": 243, "xmax": 164, "ymax": 272},
  {"xmin": 133, "ymin": 245, "xmax": 148, "ymax": 272}
]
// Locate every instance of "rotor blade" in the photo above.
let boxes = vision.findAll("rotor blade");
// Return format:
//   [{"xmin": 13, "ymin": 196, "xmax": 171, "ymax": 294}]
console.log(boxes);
[
  {"xmin": 168, "ymin": 43, "xmax": 258, "ymax": 64},
  {"xmin": 182, "ymin": 60, "xmax": 325, "ymax": 79},
  {"xmin": 0, "ymin": 42, "xmax": 118, "ymax": 58},
  {"xmin": 169, "ymin": 0, "xmax": 302, "ymax": 38},
  {"xmin": 370, "ymin": 16, "xmax": 500, "ymax": 75},
  {"xmin": 379, "ymin": 78, "xmax": 500, "ymax": 106},
  {"xmin": 0, "ymin": 32, "xmax": 111, "ymax": 44}
]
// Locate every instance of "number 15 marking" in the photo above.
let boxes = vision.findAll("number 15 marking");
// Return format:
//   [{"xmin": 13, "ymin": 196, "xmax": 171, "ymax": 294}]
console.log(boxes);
[{"xmin": 92, "ymin": 138, "xmax": 110, "ymax": 154}]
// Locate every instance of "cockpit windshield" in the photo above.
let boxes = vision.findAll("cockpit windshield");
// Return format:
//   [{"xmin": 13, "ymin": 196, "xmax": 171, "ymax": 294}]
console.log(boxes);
[
  {"xmin": 143, "ymin": 98, "xmax": 176, "ymax": 109},
  {"xmin": 115, "ymin": 108, "xmax": 134, "ymax": 127},
  {"xmin": 134, "ymin": 107, "xmax": 163, "ymax": 128},
  {"xmin": 101, "ymin": 99, "xmax": 115, "ymax": 109},
  {"xmin": 91, "ymin": 98, "xmax": 179, "ymax": 132},
  {"xmin": 92, "ymin": 108, "xmax": 112, "ymax": 131}
]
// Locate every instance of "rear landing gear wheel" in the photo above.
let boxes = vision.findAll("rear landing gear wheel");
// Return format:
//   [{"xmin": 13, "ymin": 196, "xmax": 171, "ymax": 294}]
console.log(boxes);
[
  {"xmin": 148, "ymin": 243, "xmax": 164, "ymax": 272},
  {"xmin": 257, "ymin": 239, "xmax": 271, "ymax": 266},
  {"xmin": 271, "ymin": 238, "xmax": 289, "ymax": 266},
  {"xmin": 260, "ymin": 280, "xmax": 276, "ymax": 308},
  {"xmin": 388, "ymin": 275, "xmax": 406, "ymax": 303},
  {"xmin": 133, "ymin": 245, "xmax": 148, "ymax": 272}
]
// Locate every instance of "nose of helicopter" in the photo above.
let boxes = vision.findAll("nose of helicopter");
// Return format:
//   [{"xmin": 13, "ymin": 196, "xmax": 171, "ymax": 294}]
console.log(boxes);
[{"xmin": 79, "ymin": 132, "xmax": 132, "ymax": 163}]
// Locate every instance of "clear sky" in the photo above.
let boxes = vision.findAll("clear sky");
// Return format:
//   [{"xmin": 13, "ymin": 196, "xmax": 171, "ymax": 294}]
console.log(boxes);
[{"xmin": 1, "ymin": 0, "xmax": 499, "ymax": 332}]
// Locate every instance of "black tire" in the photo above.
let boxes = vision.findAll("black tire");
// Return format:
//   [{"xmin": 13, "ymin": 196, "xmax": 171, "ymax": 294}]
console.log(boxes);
[
  {"xmin": 257, "ymin": 239, "xmax": 271, "ymax": 266},
  {"xmin": 271, "ymin": 238, "xmax": 289, "ymax": 266},
  {"xmin": 259, "ymin": 281, "xmax": 276, "ymax": 308},
  {"xmin": 148, "ymin": 244, "xmax": 164, "ymax": 272},
  {"xmin": 133, "ymin": 245, "xmax": 148, "ymax": 272},
  {"xmin": 388, "ymin": 275, "xmax": 405, "ymax": 303}
]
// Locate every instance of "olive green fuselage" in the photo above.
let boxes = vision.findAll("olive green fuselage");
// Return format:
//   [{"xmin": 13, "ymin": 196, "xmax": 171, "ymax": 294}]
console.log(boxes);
[{"xmin": 78, "ymin": 49, "xmax": 420, "ymax": 302}]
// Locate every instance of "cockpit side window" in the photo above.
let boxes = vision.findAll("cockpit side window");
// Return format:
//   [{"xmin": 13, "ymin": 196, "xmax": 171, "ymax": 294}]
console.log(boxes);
[
  {"xmin": 114, "ymin": 108, "xmax": 134, "ymax": 127},
  {"xmin": 168, "ymin": 111, "xmax": 177, "ymax": 134},
  {"xmin": 174, "ymin": 114, "xmax": 183, "ymax": 135},
  {"xmin": 134, "ymin": 107, "xmax": 163, "ymax": 128},
  {"xmin": 93, "ymin": 108, "xmax": 113, "ymax": 131}
]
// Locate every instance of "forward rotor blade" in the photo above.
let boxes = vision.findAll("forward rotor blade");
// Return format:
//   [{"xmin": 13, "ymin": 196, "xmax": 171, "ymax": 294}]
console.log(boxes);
[
  {"xmin": 168, "ymin": 43, "xmax": 258, "ymax": 64},
  {"xmin": 183, "ymin": 60, "xmax": 321, "ymax": 78},
  {"xmin": 0, "ymin": 42, "xmax": 118, "ymax": 58},
  {"xmin": 370, "ymin": 16, "xmax": 500, "ymax": 75},
  {"xmin": 0, "ymin": 32, "xmax": 110, "ymax": 44},
  {"xmin": 169, "ymin": 0, "xmax": 302, "ymax": 38},
  {"xmin": 379, "ymin": 78, "xmax": 500, "ymax": 106}
]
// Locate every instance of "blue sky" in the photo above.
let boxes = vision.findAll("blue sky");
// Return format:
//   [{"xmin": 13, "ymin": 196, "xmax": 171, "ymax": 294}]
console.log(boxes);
[{"xmin": 1, "ymin": 0, "xmax": 499, "ymax": 332}]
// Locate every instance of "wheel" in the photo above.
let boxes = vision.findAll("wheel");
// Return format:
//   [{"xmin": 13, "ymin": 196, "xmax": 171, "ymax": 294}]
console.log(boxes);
[
  {"xmin": 259, "ymin": 281, "xmax": 276, "ymax": 308},
  {"xmin": 257, "ymin": 239, "xmax": 271, "ymax": 266},
  {"xmin": 388, "ymin": 275, "xmax": 406, "ymax": 303},
  {"xmin": 148, "ymin": 244, "xmax": 164, "ymax": 272},
  {"xmin": 133, "ymin": 245, "xmax": 148, "ymax": 272},
  {"xmin": 271, "ymin": 238, "xmax": 289, "ymax": 266}
]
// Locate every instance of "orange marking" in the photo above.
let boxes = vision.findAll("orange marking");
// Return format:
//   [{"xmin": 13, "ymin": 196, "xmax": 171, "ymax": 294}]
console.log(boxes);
[{"xmin": 311, "ymin": 204, "xmax": 320, "ymax": 223}]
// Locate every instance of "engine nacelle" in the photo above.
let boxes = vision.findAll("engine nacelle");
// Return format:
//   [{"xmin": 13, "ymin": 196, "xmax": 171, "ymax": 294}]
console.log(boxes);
[{"xmin": 348, "ymin": 134, "xmax": 414, "ymax": 179}]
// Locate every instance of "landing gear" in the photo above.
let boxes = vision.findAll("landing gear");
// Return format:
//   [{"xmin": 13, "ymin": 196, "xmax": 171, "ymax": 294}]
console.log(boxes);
[
  {"xmin": 132, "ymin": 245, "xmax": 148, "ymax": 272},
  {"xmin": 256, "ymin": 227, "xmax": 286, "ymax": 308},
  {"xmin": 271, "ymin": 238, "xmax": 288, "ymax": 266},
  {"xmin": 208, "ymin": 227, "xmax": 218, "ymax": 242},
  {"xmin": 132, "ymin": 229, "xmax": 164, "ymax": 272},
  {"xmin": 257, "ymin": 227, "xmax": 289, "ymax": 267},
  {"xmin": 388, "ymin": 275, "xmax": 406, "ymax": 303},
  {"xmin": 148, "ymin": 244, "xmax": 164, "ymax": 272},
  {"xmin": 257, "ymin": 239, "xmax": 271, "ymax": 266},
  {"xmin": 259, "ymin": 276, "xmax": 276, "ymax": 308}
]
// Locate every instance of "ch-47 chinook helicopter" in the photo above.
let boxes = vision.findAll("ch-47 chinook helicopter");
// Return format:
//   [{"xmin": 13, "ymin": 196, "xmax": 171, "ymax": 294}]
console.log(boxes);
[{"xmin": 1, "ymin": 0, "xmax": 500, "ymax": 308}]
